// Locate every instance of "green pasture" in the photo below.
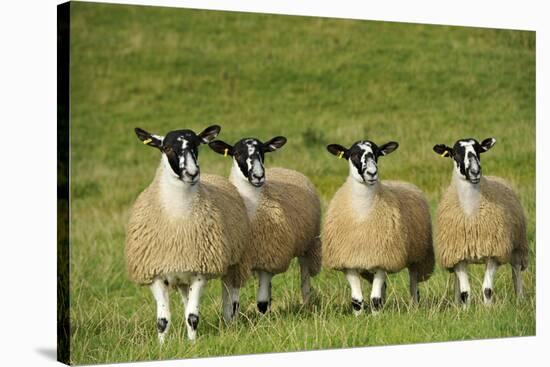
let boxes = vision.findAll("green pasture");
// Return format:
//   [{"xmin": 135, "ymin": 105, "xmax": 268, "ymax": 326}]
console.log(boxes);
[{"xmin": 68, "ymin": 2, "xmax": 535, "ymax": 364}]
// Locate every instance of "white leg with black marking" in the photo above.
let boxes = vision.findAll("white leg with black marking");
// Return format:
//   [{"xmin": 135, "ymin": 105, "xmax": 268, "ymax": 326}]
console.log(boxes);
[
  {"xmin": 185, "ymin": 274, "xmax": 206, "ymax": 341},
  {"xmin": 221, "ymin": 278, "xmax": 233, "ymax": 323},
  {"xmin": 150, "ymin": 278, "xmax": 170, "ymax": 343},
  {"xmin": 370, "ymin": 269, "xmax": 386, "ymax": 313},
  {"xmin": 454, "ymin": 261, "xmax": 470, "ymax": 306},
  {"xmin": 512, "ymin": 263, "xmax": 523, "ymax": 300},
  {"xmin": 482, "ymin": 258, "xmax": 498, "ymax": 304},
  {"xmin": 454, "ymin": 272, "xmax": 461, "ymax": 304},
  {"xmin": 299, "ymin": 256, "xmax": 312, "ymax": 304},
  {"xmin": 257, "ymin": 271, "xmax": 273, "ymax": 314},
  {"xmin": 345, "ymin": 269, "xmax": 363, "ymax": 316},
  {"xmin": 221, "ymin": 278, "xmax": 240, "ymax": 323},
  {"xmin": 409, "ymin": 268, "xmax": 419, "ymax": 303}
]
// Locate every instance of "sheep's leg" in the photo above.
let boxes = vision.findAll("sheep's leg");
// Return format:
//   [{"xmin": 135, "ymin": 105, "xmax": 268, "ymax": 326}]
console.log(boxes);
[
  {"xmin": 370, "ymin": 270, "xmax": 386, "ymax": 313},
  {"xmin": 221, "ymin": 277, "xmax": 233, "ymax": 323},
  {"xmin": 512, "ymin": 263, "xmax": 524, "ymax": 300},
  {"xmin": 257, "ymin": 271, "xmax": 273, "ymax": 314},
  {"xmin": 482, "ymin": 258, "xmax": 498, "ymax": 305},
  {"xmin": 150, "ymin": 278, "xmax": 171, "ymax": 344},
  {"xmin": 299, "ymin": 256, "xmax": 312, "ymax": 304},
  {"xmin": 221, "ymin": 276, "xmax": 240, "ymax": 322},
  {"xmin": 454, "ymin": 272, "xmax": 461, "ymax": 304},
  {"xmin": 409, "ymin": 268, "xmax": 419, "ymax": 304},
  {"xmin": 231, "ymin": 286, "xmax": 240, "ymax": 318},
  {"xmin": 454, "ymin": 262, "xmax": 470, "ymax": 306},
  {"xmin": 344, "ymin": 269, "xmax": 364, "ymax": 316},
  {"xmin": 185, "ymin": 274, "xmax": 206, "ymax": 341}
]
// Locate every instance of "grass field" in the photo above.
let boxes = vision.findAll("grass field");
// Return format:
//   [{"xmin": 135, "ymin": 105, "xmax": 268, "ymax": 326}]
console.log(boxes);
[{"xmin": 68, "ymin": 2, "xmax": 536, "ymax": 365}]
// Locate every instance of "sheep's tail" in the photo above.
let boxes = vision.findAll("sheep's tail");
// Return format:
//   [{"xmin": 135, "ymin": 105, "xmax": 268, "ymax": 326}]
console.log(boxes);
[
  {"xmin": 223, "ymin": 262, "xmax": 250, "ymax": 289},
  {"xmin": 513, "ymin": 210, "xmax": 529, "ymax": 271},
  {"xmin": 411, "ymin": 246, "xmax": 436, "ymax": 283},
  {"xmin": 303, "ymin": 236, "xmax": 322, "ymax": 277},
  {"xmin": 512, "ymin": 247, "xmax": 529, "ymax": 271}
]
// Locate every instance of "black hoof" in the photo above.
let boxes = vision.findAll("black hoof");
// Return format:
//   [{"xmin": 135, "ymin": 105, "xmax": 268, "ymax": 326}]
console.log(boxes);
[
  {"xmin": 460, "ymin": 291, "xmax": 469, "ymax": 304},
  {"xmin": 351, "ymin": 298, "xmax": 363, "ymax": 311},
  {"xmin": 232, "ymin": 301, "xmax": 240, "ymax": 316},
  {"xmin": 257, "ymin": 301, "xmax": 269, "ymax": 314},
  {"xmin": 484, "ymin": 288, "xmax": 493, "ymax": 300},
  {"xmin": 371, "ymin": 297, "xmax": 383, "ymax": 311},
  {"xmin": 417, "ymin": 290, "xmax": 420, "ymax": 302},
  {"xmin": 187, "ymin": 314, "xmax": 199, "ymax": 330},
  {"xmin": 157, "ymin": 317, "xmax": 168, "ymax": 333}
]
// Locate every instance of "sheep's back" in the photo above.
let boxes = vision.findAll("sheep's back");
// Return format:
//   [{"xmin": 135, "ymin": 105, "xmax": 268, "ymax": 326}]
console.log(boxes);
[
  {"xmin": 125, "ymin": 174, "xmax": 250, "ymax": 285},
  {"xmin": 435, "ymin": 175, "xmax": 528, "ymax": 269},
  {"xmin": 245, "ymin": 167, "xmax": 321, "ymax": 274}
]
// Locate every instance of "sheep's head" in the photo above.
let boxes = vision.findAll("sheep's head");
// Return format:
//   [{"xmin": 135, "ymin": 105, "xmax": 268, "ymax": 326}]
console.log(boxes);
[
  {"xmin": 209, "ymin": 136, "xmax": 287, "ymax": 187},
  {"xmin": 327, "ymin": 140, "xmax": 399, "ymax": 185},
  {"xmin": 135, "ymin": 125, "xmax": 221, "ymax": 185},
  {"xmin": 433, "ymin": 138, "xmax": 496, "ymax": 184}
]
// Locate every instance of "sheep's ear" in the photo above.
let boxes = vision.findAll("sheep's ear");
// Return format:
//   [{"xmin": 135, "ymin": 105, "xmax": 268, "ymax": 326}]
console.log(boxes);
[
  {"xmin": 433, "ymin": 144, "xmax": 453, "ymax": 158},
  {"xmin": 327, "ymin": 144, "xmax": 349, "ymax": 160},
  {"xmin": 135, "ymin": 127, "xmax": 163, "ymax": 149},
  {"xmin": 198, "ymin": 125, "xmax": 221, "ymax": 144},
  {"xmin": 264, "ymin": 136, "xmax": 287, "ymax": 152},
  {"xmin": 480, "ymin": 137, "xmax": 496, "ymax": 152},
  {"xmin": 378, "ymin": 141, "xmax": 399, "ymax": 156},
  {"xmin": 208, "ymin": 140, "xmax": 234, "ymax": 157}
]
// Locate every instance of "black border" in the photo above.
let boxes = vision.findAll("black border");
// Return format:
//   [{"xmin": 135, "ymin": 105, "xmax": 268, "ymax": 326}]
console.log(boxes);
[{"xmin": 57, "ymin": 1, "xmax": 71, "ymax": 365}]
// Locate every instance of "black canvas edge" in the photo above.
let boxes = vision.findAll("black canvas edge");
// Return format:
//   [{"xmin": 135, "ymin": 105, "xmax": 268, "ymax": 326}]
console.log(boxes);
[{"xmin": 57, "ymin": 1, "xmax": 71, "ymax": 365}]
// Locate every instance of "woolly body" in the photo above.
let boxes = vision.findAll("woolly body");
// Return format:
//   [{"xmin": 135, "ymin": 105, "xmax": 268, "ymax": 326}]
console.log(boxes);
[
  {"xmin": 435, "ymin": 175, "xmax": 528, "ymax": 270},
  {"xmin": 126, "ymin": 166, "xmax": 250, "ymax": 285},
  {"xmin": 238, "ymin": 167, "xmax": 322, "ymax": 276},
  {"xmin": 323, "ymin": 178, "xmax": 434, "ymax": 281}
]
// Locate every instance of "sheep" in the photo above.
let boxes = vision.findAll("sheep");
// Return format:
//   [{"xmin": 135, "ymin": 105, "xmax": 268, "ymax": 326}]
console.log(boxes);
[
  {"xmin": 208, "ymin": 136, "xmax": 322, "ymax": 313},
  {"xmin": 125, "ymin": 125, "xmax": 250, "ymax": 342},
  {"xmin": 433, "ymin": 137, "xmax": 528, "ymax": 305},
  {"xmin": 322, "ymin": 140, "xmax": 434, "ymax": 315}
]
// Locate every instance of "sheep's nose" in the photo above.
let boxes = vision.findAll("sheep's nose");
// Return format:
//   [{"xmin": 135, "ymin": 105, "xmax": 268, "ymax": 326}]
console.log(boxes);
[
  {"xmin": 187, "ymin": 170, "xmax": 199, "ymax": 179},
  {"xmin": 365, "ymin": 170, "xmax": 377, "ymax": 177}
]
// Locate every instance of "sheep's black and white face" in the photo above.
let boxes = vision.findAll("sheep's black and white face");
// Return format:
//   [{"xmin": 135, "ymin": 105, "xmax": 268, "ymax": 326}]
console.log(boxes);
[
  {"xmin": 232, "ymin": 139, "xmax": 267, "ymax": 187},
  {"xmin": 327, "ymin": 140, "xmax": 399, "ymax": 185},
  {"xmin": 433, "ymin": 137, "xmax": 496, "ymax": 184},
  {"xmin": 208, "ymin": 136, "xmax": 287, "ymax": 187},
  {"xmin": 135, "ymin": 125, "xmax": 220, "ymax": 185}
]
